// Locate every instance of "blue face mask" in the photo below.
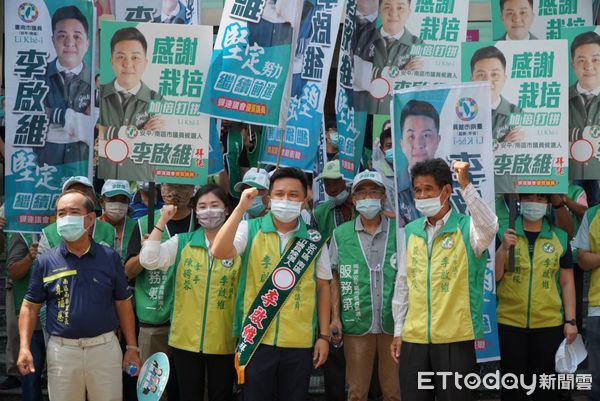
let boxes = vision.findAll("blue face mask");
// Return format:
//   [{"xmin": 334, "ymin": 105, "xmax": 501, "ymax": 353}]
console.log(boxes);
[
  {"xmin": 329, "ymin": 131, "xmax": 339, "ymax": 147},
  {"xmin": 384, "ymin": 149, "xmax": 394, "ymax": 164},
  {"xmin": 247, "ymin": 195, "xmax": 266, "ymax": 217},
  {"xmin": 331, "ymin": 189, "xmax": 349, "ymax": 206},
  {"xmin": 355, "ymin": 199, "xmax": 382, "ymax": 219},
  {"xmin": 56, "ymin": 215, "xmax": 87, "ymax": 242}
]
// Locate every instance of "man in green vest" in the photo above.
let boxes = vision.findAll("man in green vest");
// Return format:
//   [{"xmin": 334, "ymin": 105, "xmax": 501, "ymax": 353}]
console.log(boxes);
[
  {"xmin": 314, "ymin": 160, "xmax": 354, "ymax": 240},
  {"xmin": 98, "ymin": 180, "xmax": 137, "ymax": 262},
  {"xmin": 38, "ymin": 176, "xmax": 116, "ymax": 254},
  {"xmin": 7, "ymin": 232, "xmax": 45, "ymax": 400},
  {"xmin": 574, "ymin": 203, "xmax": 600, "ymax": 399},
  {"xmin": 330, "ymin": 170, "xmax": 400, "ymax": 401},
  {"xmin": 569, "ymin": 31, "xmax": 600, "ymax": 180},
  {"xmin": 391, "ymin": 158, "xmax": 498, "ymax": 401},
  {"xmin": 211, "ymin": 167, "xmax": 331, "ymax": 401},
  {"xmin": 124, "ymin": 182, "xmax": 196, "ymax": 400}
]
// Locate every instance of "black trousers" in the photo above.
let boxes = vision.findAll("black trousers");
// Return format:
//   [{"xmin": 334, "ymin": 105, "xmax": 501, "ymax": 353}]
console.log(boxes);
[
  {"xmin": 172, "ymin": 348, "xmax": 235, "ymax": 401},
  {"xmin": 240, "ymin": 345, "xmax": 312, "ymax": 401},
  {"xmin": 399, "ymin": 340, "xmax": 477, "ymax": 401},
  {"xmin": 498, "ymin": 323, "xmax": 564, "ymax": 401}
]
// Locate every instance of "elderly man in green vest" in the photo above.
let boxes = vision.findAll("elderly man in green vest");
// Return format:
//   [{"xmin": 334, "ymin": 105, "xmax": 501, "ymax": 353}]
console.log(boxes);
[
  {"xmin": 330, "ymin": 170, "xmax": 400, "ymax": 401},
  {"xmin": 38, "ymin": 176, "xmax": 116, "ymax": 254},
  {"xmin": 391, "ymin": 158, "xmax": 498, "ymax": 401},
  {"xmin": 98, "ymin": 180, "xmax": 137, "ymax": 262},
  {"xmin": 574, "ymin": 203, "xmax": 600, "ymax": 399}
]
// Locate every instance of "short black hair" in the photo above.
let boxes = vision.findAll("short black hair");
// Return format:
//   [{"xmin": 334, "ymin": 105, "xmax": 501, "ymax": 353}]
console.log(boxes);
[
  {"xmin": 400, "ymin": 100, "xmax": 440, "ymax": 135},
  {"xmin": 269, "ymin": 167, "xmax": 309, "ymax": 196},
  {"xmin": 52, "ymin": 6, "xmax": 89, "ymax": 36},
  {"xmin": 110, "ymin": 27, "xmax": 147, "ymax": 54},
  {"xmin": 518, "ymin": 193, "xmax": 551, "ymax": 202},
  {"xmin": 380, "ymin": 128, "xmax": 392, "ymax": 149},
  {"xmin": 571, "ymin": 31, "xmax": 600, "ymax": 59},
  {"xmin": 410, "ymin": 158, "xmax": 452, "ymax": 188},
  {"xmin": 56, "ymin": 189, "xmax": 95, "ymax": 213},
  {"xmin": 500, "ymin": 0, "xmax": 533, "ymax": 12},
  {"xmin": 470, "ymin": 46, "xmax": 506, "ymax": 72},
  {"xmin": 193, "ymin": 183, "xmax": 231, "ymax": 212},
  {"xmin": 380, "ymin": 0, "xmax": 411, "ymax": 6}
]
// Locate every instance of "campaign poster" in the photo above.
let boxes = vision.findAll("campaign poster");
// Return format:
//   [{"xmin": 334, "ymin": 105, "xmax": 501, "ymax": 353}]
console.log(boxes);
[
  {"xmin": 259, "ymin": 0, "xmax": 344, "ymax": 172},
  {"xmin": 391, "ymin": 82, "xmax": 500, "ymax": 362},
  {"xmin": 200, "ymin": 0, "xmax": 304, "ymax": 127},
  {"xmin": 97, "ymin": 21, "xmax": 211, "ymax": 184},
  {"xmin": 4, "ymin": 0, "xmax": 95, "ymax": 232},
  {"xmin": 562, "ymin": 26, "xmax": 600, "ymax": 180},
  {"xmin": 336, "ymin": 0, "xmax": 469, "ymax": 180},
  {"xmin": 491, "ymin": 0, "xmax": 593, "ymax": 40},
  {"xmin": 115, "ymin": 0, "xmax": 199, "ymax": 24},
  {"xmin": 462, "ymin": 40, "xmax": 569, "ymax": 194}
]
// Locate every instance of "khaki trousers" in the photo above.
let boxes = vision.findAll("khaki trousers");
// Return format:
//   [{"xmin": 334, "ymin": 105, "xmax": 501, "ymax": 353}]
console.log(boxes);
[{"xmin": 344, "ymin": 333, "xmax": 400, "ymax": 401}]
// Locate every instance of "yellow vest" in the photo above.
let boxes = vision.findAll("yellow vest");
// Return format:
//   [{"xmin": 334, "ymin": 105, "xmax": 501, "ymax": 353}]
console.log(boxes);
[
  {"xmin": 585, "ymin": 206, "xmax": 600, "ymax": 306},
  {"xmin": 233, "ymin": 213, "xmax": 317, "ymax": 348},
  {"xmin": 403, "ymin": 210, "xmax": 487, "ymax": 344},
  {"xmin": 497, "ymin": 217, "xmax": 567, "ymax": 329},
  {"xmin": 169, "ymin": 229, "xmax": 241, "ymax": 354}
]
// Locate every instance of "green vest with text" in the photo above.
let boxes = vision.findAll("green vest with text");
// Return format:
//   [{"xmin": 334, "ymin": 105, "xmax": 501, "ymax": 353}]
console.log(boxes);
[{"xmin": 334, "ymin": 219, "xmax": 397, "ymax": 335}]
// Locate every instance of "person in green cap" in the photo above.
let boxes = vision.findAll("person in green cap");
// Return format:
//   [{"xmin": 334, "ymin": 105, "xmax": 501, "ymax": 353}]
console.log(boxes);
[
  {"xmin": 98, "ymin": 180, "xmax": 137, "ymax": 262},
  {"xmin": 234, "ymin": 168, "xmax": 271, "ymax": 220}
]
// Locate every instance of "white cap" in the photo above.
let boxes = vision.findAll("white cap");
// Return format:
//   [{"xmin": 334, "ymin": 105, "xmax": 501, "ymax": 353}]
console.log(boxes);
[
  {"xmin": 351, "ymin": 170, "xmax": 385, "ymax": 193},
  {"xmin": 62, "ymin": 176, "xmax": 93, "ymax": 193},
  {"xmin": 555, "ymin": 334, "xmax": 587, "ymax": 374},
  {"xmin": 101, "ymin": 180, "xmax": 132, "ymax": 198},
  {"xmin": 234, "ymin": 168, "xmax": 270, "ymax": 192}
]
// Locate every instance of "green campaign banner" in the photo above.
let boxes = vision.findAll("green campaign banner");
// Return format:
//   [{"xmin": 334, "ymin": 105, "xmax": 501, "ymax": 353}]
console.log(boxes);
[
  {"xmin": 98, "ymin": 21, "xmax": 211, "ymax": 184},
  {"xmin": 462, "ymin": 40, "xmax": 569, "ymax": 194}
]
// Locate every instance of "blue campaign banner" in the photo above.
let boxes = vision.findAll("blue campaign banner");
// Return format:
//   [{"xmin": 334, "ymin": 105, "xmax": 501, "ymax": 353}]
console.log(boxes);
[
  {"xmin": 209, "ymin": 118, "xmax": 224, "ymax": 176},
  {"xmin": 137, "ymin": 352, "xmax": 170, "ymax": 401},
  {"xmin": 391, "ymin": 83, "xmax": 500, "ymax": 362},
  {"xmin": 4, "ymin": 0, "xmax": 96, "ymax": 233},
  {"xmin": 200, "ymin": 0, "xmax": 304, "ymax": 127},
  {"xmin": 259, "ymin": 0, "xmax": 344, "ymax": 171}
]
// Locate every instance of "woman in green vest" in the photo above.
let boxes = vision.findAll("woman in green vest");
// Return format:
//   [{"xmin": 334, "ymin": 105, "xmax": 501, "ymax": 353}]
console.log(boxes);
[
  {"xmin": 139, "ymin": 184, "xmax": 241, "ymax": 401},
  {"xmin": 495, "ymin": 193, "xmax": 577, "ymax": 401}
]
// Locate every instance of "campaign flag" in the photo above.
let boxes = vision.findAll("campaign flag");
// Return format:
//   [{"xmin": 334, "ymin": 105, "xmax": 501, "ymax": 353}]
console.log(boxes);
[
  {"xmin": 97, "ymin": 21, "xmax": 211, "ymax": 184},
  {"xmin": 4, "ymin": 0, "xmax": 95, "ymax": 232}
]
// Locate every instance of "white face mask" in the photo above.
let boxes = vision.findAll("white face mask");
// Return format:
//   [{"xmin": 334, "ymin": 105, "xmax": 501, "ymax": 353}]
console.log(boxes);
[
  {"xmin": 270, "ymin": 199, "xmax": 302, "ymax": 223},
  {"xmin": 520, "ymin": 201, "xmax": 548, "ymax": 221},
  {"xmin": 414, "ymin": 194, "xmax": 444, "ymax": 217},
  {"xmin": 104, "ymin": 202, "xmax": 129, "ymax": 221},
  {"xmin": 196, "ymin": 208, "xmax": 227, "ymax": 229}
]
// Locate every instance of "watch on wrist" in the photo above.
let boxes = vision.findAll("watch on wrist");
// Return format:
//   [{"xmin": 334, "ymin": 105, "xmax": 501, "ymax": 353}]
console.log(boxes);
[
  {"xmin": 565, "ymin": 319, "xmax": 577, "ymax": 326},
  {"xmin": 318, "ymin": 333, "xmax": 331, "ymax": 343},
  {"xmin": 126, "ymin": 345, "xmax": 140, "ymax": 352}
]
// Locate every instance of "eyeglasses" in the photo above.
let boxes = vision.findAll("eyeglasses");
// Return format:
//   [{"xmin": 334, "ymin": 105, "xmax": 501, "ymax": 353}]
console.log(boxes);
[{"xmin": 354, "ymin": 190, "xmax": 384, "ymax": 199}]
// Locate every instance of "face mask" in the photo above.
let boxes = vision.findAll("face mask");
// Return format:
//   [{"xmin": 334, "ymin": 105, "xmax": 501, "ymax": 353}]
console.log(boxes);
[
  {"xmin": 356, "ymin": 199, "xmax": 382, "ymax": 219},
  {"xmin": 331, "ymin": 189, "xmax": 349, "ymax": 207},
  {"xmin": 104, "ymin": 202, "xmax": 128, "ymax": 221},
  {"xmin": 247, "ymin": 195, "xmax": 267, "ymax": 217},
  {"xmin": 196, "ymin": 208, "xmax": 227, "ymax": 229},
  {"xmin": 520, "ymin": 201, "xmax": 547, "ymax": 221},
  {"xmin": 415, "ymin": 194, "xmax": 444, "ymax": 217},
  {"xmin": 384, "ymin": 149, "xmax": 394, "ymax": 164},
  {"xmin": 329, "ymin": 131, "xmax": 339, "ymax": 147},
  {"xmin": 270, "ymin": 199, "xmax": 302, "ymax": 223},
  {"xmin": 56, "ymin": 215, "xmax": 87, "ymax": 242}
]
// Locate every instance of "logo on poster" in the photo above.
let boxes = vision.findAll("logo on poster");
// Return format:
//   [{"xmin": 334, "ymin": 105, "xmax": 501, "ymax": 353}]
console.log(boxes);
[
  {"xmin": 18, "ymin": 3, "xmax": 38, "ymax": 23},
  {"xmin": 455, "ymin": 97, "xmax": 478, "ymax": 121}
]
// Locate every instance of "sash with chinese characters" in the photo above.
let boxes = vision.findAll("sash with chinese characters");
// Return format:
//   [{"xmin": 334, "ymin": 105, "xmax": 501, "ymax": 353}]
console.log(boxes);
[{"xmin": 234, "ymin": 230, "xmax": 326, "ymax": 384}]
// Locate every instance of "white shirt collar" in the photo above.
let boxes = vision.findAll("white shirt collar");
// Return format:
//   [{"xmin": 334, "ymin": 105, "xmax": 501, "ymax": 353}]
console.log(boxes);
[
  {"xmin": 577, "ymin": 82, "xmax": 600, "ymax": 97},
  {"xmin": 114, "ymin": 80, "xmax": 141, "ymax": 96},
  {"xmin": 491, "ymin": 96, "xmax": 501, "ymax": 110},
  {"xmin": 380, "ymin": 27, "xmax": 405, "ymax": 41},
  {"xmin": 506, "ymin": 32, "xmax": 531, "ymax": 41},
  {"xmin": 161, "ymin": 2, "xmax": 180, "ymax": 21},
  {"xmin": 423, "ymin": 208, "xmax": 452, "ymax": 230},
  {"xmin": 56, "ymin": 60, "xmax": 83, "ymax": 76}
]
